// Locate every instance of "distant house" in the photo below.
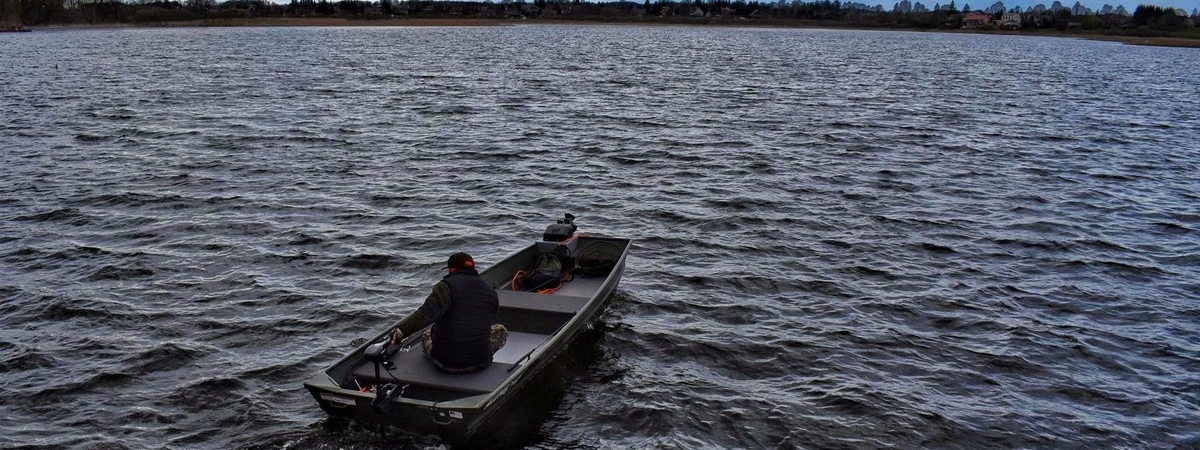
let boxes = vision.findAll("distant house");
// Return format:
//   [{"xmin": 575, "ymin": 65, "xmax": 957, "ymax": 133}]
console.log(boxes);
[
  {"xmin": 520, "ymin": 4, "xmax": 541, "ymax": 17},
  {"xmin": 1000, "ymin": 12, "xmax": 1021, "ymax": 26},
  {"xmin": 961, "ymin": 12, "xmax": 990, "ymax": 27},
  {"xmin": 690, "ymin": 6, "xmax": 705, "ymax": 16}
]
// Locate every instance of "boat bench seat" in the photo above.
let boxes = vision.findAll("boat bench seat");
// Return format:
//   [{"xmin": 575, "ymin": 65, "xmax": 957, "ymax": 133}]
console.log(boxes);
[
  {"xmin": 497, "ymin": 290, "xmax": 589, "ymax": 315},
  {"xmin": 351, "ymin": 332, "xmax": 550, "ymax": 395}
]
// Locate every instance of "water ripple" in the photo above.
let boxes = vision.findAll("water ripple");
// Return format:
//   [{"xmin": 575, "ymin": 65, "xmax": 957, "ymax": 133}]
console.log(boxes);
[{"xmin": 1, "ymin": 25, "xmax": 1198, "ymax": 450}]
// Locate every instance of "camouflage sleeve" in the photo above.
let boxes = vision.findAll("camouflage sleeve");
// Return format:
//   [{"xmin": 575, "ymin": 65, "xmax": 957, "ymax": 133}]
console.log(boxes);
[{"xmin": 392, "ymin": 281, "xmax": 451, "ymax": 341}]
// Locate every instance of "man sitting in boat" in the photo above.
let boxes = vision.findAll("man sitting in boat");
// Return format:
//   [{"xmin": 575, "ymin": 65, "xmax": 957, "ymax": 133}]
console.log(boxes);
[{"xmin": 389, "ymin": 252, "xmax": 508, "ymax": 374}]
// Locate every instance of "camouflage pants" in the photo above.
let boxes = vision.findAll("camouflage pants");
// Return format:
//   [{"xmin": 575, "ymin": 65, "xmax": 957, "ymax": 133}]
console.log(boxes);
[{"xmin": 422, "ymin": 323, "xmax": 509, "ymax": 355}]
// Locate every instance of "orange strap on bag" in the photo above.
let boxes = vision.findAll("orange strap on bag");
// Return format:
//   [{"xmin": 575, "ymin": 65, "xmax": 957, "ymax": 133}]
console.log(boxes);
[{"xmin": 511, "ymin": 269, "xmax": 527, "ymax": 291}]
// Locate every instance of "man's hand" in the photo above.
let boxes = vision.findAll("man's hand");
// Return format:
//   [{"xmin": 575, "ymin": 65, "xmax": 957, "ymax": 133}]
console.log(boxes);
[{"xmin": 389, "ymin": 328, "xmax": 404, "ymax": 345}]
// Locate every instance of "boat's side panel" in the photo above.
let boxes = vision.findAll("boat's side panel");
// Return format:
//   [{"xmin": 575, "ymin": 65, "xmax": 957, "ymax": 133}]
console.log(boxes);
[
  {"xmin": 569, "ymin": 238, "xmax": 630, "ymax": 325},
  {"xmin": 481, "ymin": 244, "xmax": 538, "ymax": 289}
]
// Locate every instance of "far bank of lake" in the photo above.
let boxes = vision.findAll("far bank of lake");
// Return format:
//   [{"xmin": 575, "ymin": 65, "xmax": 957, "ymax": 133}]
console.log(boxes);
[{"xmin": 24, "ymin": 17, "xmax": 1200, "ymax": 48}]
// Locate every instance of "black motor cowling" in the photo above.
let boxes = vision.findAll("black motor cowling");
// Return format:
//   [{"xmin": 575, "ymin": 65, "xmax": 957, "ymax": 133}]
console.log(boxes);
[
  {"xmin": 364, "ymin": 340, "xmax": 398, "ymax": 362},
  {"xmin": 543, "ymin": 213, "xmax": 577, "ymax": 242}
]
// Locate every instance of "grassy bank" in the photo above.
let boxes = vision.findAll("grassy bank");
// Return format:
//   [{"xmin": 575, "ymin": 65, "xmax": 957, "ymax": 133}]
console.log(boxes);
[{"xmin": 1081, "ymin": 34, "xmax": 1200, "ymax": 47}]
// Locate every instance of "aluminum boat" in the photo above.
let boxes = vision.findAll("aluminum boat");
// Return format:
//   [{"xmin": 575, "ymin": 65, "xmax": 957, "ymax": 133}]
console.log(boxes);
[{"xmin": 303, "ymin": 214, "xmax": 631, "ymax": 442}]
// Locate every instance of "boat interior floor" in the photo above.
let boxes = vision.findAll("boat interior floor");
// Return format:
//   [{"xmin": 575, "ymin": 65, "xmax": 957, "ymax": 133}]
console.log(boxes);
[
  {"xmin": 352, "ymin": 331, "xmax": 549, "ymax": 395},
  {"xmin": 510, "ymin": 273, "xmax": 607, "ymax": 298}
]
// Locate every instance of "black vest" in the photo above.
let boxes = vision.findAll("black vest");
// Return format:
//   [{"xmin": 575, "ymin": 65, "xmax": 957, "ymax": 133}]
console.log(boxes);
[{"xmin": 430, "ymin": 269, "xmax": 499, "ymax": 369}]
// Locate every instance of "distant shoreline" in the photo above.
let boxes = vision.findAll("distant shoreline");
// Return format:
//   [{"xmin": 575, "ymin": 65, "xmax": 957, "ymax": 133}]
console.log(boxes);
[
  {"xmin": 31, "ymin": 17, "xmax": 1200, "ymax": 48},
  {"xmin": 34, "ymin": 17, "xmax": 513, "ymax": 29}
]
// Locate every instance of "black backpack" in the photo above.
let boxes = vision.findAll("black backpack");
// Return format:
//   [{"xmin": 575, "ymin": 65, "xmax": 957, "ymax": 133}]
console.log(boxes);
[{"xmin": 523, "ymin": 253, "xmax": 562, "ymax": 292}]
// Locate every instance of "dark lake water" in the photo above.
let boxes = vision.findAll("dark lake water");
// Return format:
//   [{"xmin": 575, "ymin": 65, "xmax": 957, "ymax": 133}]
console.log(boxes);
[{"xmin": 2, "ymin": 25, "xmax": 1199, "ymax": 450}]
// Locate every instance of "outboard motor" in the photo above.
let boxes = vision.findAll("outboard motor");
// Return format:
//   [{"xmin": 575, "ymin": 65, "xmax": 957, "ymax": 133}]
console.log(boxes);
[
  {"xmin": 538, "ymin": 214, "xmax": 578, "ymax": 254},
  {"xmin": 515, "ymin": 214, "xmax": 583, "ymax": 292},
  {"xmin": 533, "ymin": 214, "xmax": 579, "ymax": 278},
  {"xmin": 543, "ymin": 213, "xmax": 577, "ymax": 242}
]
